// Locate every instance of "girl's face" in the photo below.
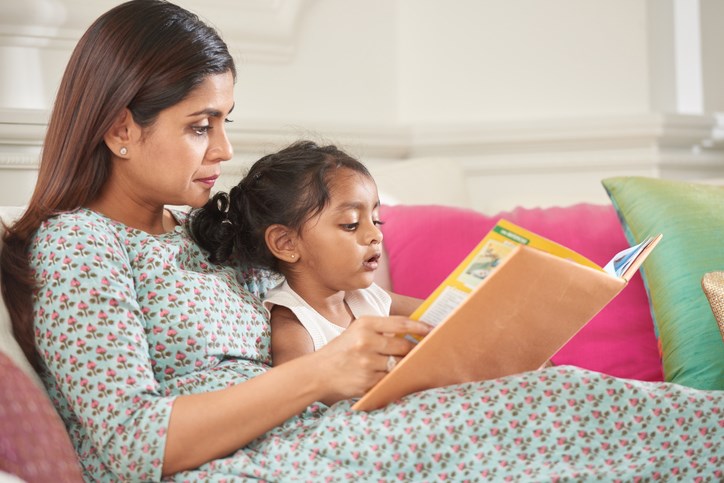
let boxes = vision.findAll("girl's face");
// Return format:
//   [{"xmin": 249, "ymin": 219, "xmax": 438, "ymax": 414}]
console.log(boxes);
[
  {"xmin": 118, "ymin": 71, "xmax": 235, "ymax": 210},
  {"xmin": 293, "ymin": 168, "xmax": 383, "ymax": 295}
]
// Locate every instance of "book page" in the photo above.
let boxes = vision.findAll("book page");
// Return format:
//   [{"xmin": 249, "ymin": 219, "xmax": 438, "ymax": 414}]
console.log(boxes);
[{"xmin": 603, "ymin": 233, "xmax": 662, "ymax": 281}]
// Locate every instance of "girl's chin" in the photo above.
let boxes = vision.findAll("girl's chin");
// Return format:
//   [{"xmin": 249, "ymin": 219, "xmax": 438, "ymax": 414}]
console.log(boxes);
[{"xmin": 350, "ymin": 274, "xmax": 376, "ymax": 290}]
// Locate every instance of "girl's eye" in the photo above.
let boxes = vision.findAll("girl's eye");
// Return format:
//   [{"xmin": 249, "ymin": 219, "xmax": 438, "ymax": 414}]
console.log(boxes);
[
  {"xmin": 224, "ymin": 118, "xmax": 234, "ymax": 124},
  {"xmin": 191, "ymin": 125, "xmax": 211, "ymax": 135},
  {"xmin": 373, "ymin": 220, "xmax": 385, "ymax": 227},
  {"xmin": 340, "ymin": 223, "xmax": 359, "ymax": 231}
]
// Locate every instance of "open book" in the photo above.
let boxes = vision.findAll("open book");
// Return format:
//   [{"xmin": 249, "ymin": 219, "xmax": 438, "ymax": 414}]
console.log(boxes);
[{"xmin": 352, "ymin": 220, "xmax": 661, "ymax": 411}]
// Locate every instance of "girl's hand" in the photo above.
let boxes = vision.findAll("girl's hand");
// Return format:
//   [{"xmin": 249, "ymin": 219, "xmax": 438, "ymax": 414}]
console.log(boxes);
[{"xmin": 309, "ymin": 316, "xmax": 432, "ymax": 404}]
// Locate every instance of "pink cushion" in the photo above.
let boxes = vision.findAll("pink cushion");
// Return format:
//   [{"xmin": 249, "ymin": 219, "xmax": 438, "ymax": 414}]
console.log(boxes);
[
  {"xmin": 380, "ymin": 203, "xmax": 664, "ymax": 382},
  {"xmin": 0, "ymin": 352, "xmax": 84, "ymax": 482}
]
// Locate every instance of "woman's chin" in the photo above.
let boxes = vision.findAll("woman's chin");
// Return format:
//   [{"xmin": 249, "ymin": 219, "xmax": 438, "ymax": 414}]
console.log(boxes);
[{"xmin": 184, "ymin": 193, "xmax": 213, "ymax": 209}]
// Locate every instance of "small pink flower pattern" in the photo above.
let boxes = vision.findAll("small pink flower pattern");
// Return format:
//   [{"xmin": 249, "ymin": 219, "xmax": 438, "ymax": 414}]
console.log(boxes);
[{"xmin": 30, "ymin": 209, "xmax": 723, "ymax": 482}]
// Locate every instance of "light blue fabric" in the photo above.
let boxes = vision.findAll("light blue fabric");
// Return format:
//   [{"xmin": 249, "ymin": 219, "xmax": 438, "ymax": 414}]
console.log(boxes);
[{"xmin": 30, "ymin": 208, "xmax": 724, "ymax": 482}]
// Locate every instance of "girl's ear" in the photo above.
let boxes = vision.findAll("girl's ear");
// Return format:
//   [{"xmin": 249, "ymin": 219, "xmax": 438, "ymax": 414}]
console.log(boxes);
[
  {"xmin": 265, "ymin": 224, "xmax": 299, "ymax": 263},
  {"xmin": 103, "ymin": 108, "xmax": 135, "ymax": 158}
]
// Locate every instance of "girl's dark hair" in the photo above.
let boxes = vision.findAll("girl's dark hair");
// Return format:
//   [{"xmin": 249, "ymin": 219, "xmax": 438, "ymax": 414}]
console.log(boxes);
[
  {"xmin": 1, "ymin": 0, "xmax": 235, "ymax": 370},
  {"xmin": 190, "ymin": 140, "xmax": 373, "ymax": 272}
]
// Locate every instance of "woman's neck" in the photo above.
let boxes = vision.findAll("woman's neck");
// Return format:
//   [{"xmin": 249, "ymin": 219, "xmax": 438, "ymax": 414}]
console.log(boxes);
[{"xmin": 87, "ymin": 184, "xmax": 178, "ymax": 234}]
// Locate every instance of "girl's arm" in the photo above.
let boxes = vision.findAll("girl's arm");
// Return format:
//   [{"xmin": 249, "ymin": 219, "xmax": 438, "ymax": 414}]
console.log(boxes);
[
  {"xmin": 270, "ymin": 305, "xmax": 315, "ymax": 365},
  {"xmin": 388, "ymin": 291, "xmax": 423, "ymax": 316}
]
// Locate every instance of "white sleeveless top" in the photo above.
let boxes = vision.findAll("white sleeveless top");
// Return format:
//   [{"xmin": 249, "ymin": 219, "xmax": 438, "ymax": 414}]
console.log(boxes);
[{"xmin": 263, "ymin": 280, "xmax": 392, "ymax": 350}]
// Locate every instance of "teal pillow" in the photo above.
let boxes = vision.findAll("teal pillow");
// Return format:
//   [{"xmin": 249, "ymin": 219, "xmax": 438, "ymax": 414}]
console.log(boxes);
[{"xmin": 602, "ymin": 176, "xmax": 724, "ymax": 389}]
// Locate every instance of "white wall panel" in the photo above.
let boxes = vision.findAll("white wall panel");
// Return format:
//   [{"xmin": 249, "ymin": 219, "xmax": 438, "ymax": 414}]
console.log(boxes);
[
  {"xmin": 397, "ymin": 0, "xmax": 651, "ymax": 123},
  {"xmin": 1, "ymin": 0, "xmax": 723, "ymax": 210}
]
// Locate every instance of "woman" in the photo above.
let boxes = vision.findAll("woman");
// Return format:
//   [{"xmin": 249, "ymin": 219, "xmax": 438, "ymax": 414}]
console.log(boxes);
[{"xmin": 2, "ymin": 1, "xmax": 721, "ymax": 481}]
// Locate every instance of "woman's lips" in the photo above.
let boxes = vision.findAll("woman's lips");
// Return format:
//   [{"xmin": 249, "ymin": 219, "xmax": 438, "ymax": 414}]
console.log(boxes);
[{"xmin": 196, "ymin": 175, "xmax": 219, "ymax": 187}]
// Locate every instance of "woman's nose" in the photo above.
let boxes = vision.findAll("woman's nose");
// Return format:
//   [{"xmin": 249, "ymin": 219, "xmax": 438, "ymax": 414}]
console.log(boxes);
[{"xmin": 212, "ymin": 126, "xmax": 233, "ymax": 162}]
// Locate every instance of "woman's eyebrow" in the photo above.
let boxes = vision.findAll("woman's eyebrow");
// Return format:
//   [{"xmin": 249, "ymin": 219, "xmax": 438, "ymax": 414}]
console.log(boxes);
[{"xmin": 188, "ymin": 103, "xmax": 235, "ymax": 118}]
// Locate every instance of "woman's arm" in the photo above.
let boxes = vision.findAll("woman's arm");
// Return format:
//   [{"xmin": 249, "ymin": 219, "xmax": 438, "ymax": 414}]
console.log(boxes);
[{"xmin": 163, "ymin": 315, "xmax": 430, "ymax": 475}]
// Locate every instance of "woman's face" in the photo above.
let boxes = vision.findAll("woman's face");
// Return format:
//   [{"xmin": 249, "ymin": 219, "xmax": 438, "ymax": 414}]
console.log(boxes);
[{"xmin": 121, "ymin": 71, "xmax": 235, "ymax": 210}]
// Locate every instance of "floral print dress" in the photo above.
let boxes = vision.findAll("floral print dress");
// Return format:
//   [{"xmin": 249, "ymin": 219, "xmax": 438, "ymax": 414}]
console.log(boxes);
[{"xmin": 30, "ymin": 209, "xmax": 723, "ymax": 482}]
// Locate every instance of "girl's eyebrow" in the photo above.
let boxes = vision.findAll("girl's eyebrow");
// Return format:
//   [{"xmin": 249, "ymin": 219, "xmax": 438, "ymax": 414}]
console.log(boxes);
[{"xmin": 333, "ymin": 199, "xmax": 381, "ymax": 212}]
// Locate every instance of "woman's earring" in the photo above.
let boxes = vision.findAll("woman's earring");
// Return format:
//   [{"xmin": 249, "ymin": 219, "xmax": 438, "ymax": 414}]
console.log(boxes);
[
  {"xmin": 290, "ymin": 254, "xmax": 296, "ymax": 260},
  {"xmin": 119, "ymin": 147, "xmax": 128, "ymax": 156}
]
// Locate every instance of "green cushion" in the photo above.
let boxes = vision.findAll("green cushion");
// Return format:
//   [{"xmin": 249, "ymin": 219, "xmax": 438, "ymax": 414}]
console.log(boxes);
[{"xmin": 602, "ymin": 176, "xmax": 724, "ymax": 389}]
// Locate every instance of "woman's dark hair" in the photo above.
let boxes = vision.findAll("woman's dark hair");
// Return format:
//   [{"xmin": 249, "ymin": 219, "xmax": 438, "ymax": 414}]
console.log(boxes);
[
  {"xmin": 1, "ymin": 0, "xmax": 235, "ymax": 370},
  {"xmin": 189, "ymin": 140, "xmax": 373, "ymax": 272}
]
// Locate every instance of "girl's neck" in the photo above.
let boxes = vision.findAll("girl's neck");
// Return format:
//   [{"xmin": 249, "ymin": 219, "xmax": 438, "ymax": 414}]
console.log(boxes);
[{"xmin": 286, "ymin": 278, "xmax": 353, "ymax": 329}]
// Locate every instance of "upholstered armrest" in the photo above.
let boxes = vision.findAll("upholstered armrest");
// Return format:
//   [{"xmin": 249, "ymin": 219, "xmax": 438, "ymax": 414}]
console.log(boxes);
[{"xmin": 0, "ymin": 206, "xmax": 40, "ymax": 384}]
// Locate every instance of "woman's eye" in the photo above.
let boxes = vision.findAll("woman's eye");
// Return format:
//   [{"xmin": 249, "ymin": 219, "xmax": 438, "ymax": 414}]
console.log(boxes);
[
  {"xmin": 373, "ymin": 220, "xmax": 385, "ymax": 227},
  {"xmin": 224, "ymin": 118, "xmax": 234, "ymax": 124},
  {"xmin": 191, "ymin": 125, "xmax": 211, "ymax": 135},
  {"xmin": 340, "ymin": 223, "xmax": 359, "ymax": 231}
]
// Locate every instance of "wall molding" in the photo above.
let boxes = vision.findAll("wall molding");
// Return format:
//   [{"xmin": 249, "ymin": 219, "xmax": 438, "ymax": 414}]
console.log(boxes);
[
  {"xmin": 1, "ymin": 108, "xmax": 722, "ymax": 174},
  {"xmin": 0, "ymin": 1, "xmax": 71, "ymax": 49},
  {"xmin": 2, "ymin": 108, "xmax": 723, "ymax": 209},
  {"xmin": 0, "ymin": 0, "xmax": 315, "ymax": 63}
]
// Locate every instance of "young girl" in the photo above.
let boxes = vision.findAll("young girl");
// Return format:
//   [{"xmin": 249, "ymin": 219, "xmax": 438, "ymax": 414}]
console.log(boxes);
[{"xmin": 191, "ymin": 140, "xmax": 421, "ymax": 365}]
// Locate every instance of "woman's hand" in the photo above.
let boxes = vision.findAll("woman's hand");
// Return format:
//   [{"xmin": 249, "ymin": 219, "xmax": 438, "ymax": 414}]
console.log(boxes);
[{"xmin": 309, "ymin": 316, "xmax": 432, "ymax": 404}]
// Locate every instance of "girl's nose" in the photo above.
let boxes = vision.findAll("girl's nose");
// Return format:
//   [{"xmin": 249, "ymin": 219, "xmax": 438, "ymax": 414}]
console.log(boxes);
[{"xmin": 367, "ymin": 224, "xmax": 383, "ymax": 245}]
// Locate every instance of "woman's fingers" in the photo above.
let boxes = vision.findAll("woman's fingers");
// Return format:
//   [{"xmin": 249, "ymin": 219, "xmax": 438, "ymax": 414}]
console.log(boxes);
[
  {"xmin": 357, "ymin": 315, "xmax": 433, "ymax": 339},
  {"xmin": 383, "ymin": 354, "xmax": 399, "ymax": 373},
  {"xmin": 376, "ymin": 331, "xmax": 417, "ymax": 357},
  {"xmin": 341, "ymin": 315, "xmax": 433, "ymax": 362}
]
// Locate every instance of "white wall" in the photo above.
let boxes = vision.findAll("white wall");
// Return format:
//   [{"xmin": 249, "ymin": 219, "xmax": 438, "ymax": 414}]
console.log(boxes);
[
  {"xmin": 1, "ymin": 0, "xmax": 723, "ymax": 213},
  {"xmin": 397, "ymin": 0, "xmax": 651, "ymax": 123}
]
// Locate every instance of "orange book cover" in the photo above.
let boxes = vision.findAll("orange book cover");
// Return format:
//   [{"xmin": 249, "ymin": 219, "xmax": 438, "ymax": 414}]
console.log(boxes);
[{"xmin": 352, "ymin": 223, "xmax": 661, "ymax": 412}]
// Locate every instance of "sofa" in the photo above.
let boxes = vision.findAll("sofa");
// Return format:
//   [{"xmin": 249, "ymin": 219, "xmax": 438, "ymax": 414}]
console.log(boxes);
[
  {"xmin": 1, "ymin": 176, "xmax": 723, "ymax": 481},
  {"xmin": 0, "ymin": 207, "xmax": 85, "ymax": 482},
  {"xmin": 374, "ymin": 176, "xmax": 724, "ymax": 390},
  {"xmin": 374, "ymin": 202, "xmax": 665, "ymax": 382}
]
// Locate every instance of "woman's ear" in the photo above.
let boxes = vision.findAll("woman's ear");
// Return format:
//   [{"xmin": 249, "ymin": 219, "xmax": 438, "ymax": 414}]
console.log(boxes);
[
  {"xmin": 265, "ymin": 224, "xmax": 299, "ymax": 263},
  {"xmin": 103, "ymin": 108, "xmax": 134, "ymax": 158}
]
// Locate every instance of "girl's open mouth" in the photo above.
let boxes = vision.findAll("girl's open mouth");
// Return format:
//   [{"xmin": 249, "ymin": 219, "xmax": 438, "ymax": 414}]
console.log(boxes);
[{"xmin": 363, "ymin": 254, "xmax": 380, "ymax": 271}]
